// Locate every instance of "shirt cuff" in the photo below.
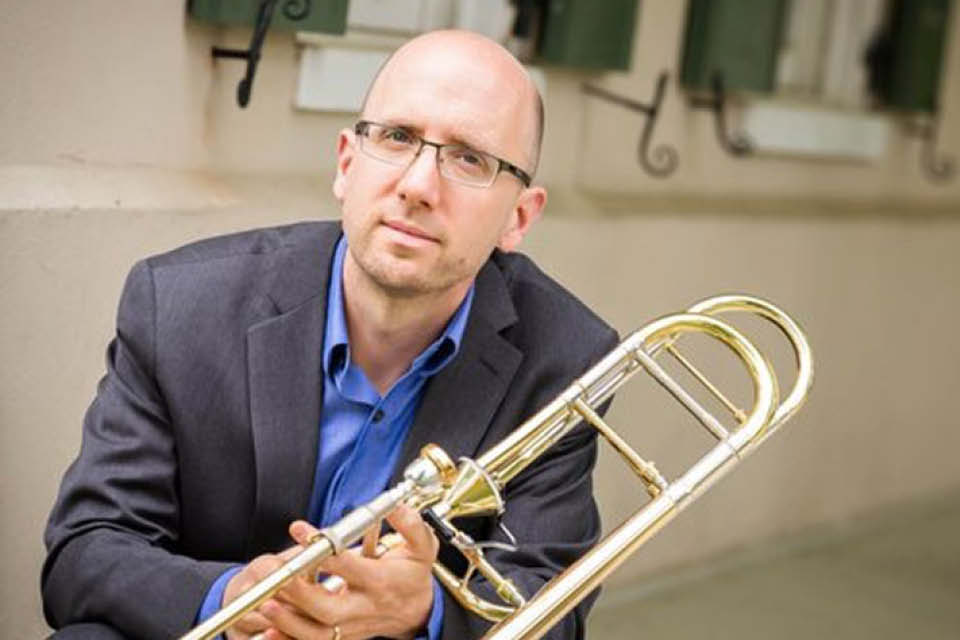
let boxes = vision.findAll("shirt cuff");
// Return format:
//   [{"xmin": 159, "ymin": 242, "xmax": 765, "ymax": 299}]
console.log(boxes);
[
  {"xmin": 196, "ymin": 564, "xmax": 243, "ymax": 636},
  {"xmin": 417, "ymin": 576, "xmax": 445, "ymax": 640}
]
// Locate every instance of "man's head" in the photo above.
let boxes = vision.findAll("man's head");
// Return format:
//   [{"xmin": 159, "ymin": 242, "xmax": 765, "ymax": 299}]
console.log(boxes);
[
  {"xmin": 333, "ymin": 30, "xmax": 547, "ymax": 301},
  {"xmin": 359, "ymin": 33, "xmax": 545, "ymax": 176}
]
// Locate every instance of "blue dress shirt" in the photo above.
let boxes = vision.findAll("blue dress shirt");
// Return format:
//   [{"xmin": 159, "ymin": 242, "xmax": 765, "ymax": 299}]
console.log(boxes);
[{"xmin": 197, "ymin": 236, "xmax": 474, "ymax": 638}]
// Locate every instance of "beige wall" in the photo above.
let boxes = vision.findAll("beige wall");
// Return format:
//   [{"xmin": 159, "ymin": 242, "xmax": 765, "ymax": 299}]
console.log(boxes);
[
  {"xmin": 577, "ymin": 1, "xmax": 960, "ymax": 205},
  {"xmin": 2, "ymin": 1, "xmax": 959, "ymax": 637}
]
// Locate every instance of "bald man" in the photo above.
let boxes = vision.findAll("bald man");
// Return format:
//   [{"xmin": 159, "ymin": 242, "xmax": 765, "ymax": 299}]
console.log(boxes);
[{"xmin": 43, "ymin": 31, "xmax": 616, "ymax": 640}]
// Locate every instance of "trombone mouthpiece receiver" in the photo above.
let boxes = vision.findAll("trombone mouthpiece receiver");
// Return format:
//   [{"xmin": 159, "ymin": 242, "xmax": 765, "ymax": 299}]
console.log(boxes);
[{"xmin": 406, "ymin": 443, "xmax": 458, "ymax": 488}]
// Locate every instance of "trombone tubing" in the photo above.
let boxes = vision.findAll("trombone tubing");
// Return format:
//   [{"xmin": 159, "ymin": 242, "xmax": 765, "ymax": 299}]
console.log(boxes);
[
  {"xmin": 480, "ymin": 296, "xmax": 813, "ymax": 640},
  {"xmin": 475, "ymin": 312, "xmax": 777, "ymax": 490}
]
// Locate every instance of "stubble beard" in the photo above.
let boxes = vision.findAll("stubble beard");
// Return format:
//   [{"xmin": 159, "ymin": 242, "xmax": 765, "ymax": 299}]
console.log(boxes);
[{"xmin": 350, "ymin": 237, "xmax": 470, "ymax": 301}]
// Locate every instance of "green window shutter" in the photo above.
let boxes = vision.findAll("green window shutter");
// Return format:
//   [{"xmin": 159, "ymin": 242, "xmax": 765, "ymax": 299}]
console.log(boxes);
[
  {"xmin": 537, "ymin": 0, "xmax": 639, "ymax": 70},
  {"xmin": 882, "ymin": 0, "xmax": 952, "ymax": 112},
  {"xmin": 681, "ymin": 0, "xmax": 787, "ymax": 92},
  {"xmin": 189, "ymin": 0, "xmax": 348, "ymax": 34}
]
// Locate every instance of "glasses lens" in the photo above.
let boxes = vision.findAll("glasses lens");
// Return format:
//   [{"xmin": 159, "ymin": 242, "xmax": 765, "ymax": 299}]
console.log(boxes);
[
  {"xmin": 360, "ymin": 124, "xmax": 418, "ymax": 164},
  {"xmin": 356, "ymin": 122, "xmax": 502, "ymax": 187},
  {"xmin": 438, "ymin": 145, "xmax": 497, "ymax": 186}
]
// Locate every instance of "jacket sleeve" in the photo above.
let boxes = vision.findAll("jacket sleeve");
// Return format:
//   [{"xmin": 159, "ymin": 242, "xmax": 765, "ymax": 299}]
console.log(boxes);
[
  {"xmin": 42, "ymin": 261, "xmax": 234, "ymax": 640},
  {"xmin": 439, "ymin": 328, "xmax": 619, "ymax": 640}
]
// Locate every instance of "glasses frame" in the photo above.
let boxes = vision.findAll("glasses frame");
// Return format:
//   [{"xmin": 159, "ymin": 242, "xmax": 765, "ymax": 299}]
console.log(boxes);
[{"xmin": 353, "ymin": 120, "xmax": 532, "ymax": 188}]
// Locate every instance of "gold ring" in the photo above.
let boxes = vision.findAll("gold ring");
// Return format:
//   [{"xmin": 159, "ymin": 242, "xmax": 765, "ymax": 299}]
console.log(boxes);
[{"xmin": 332, "ymin": 624, "xmax": 342, "ymax": 640}]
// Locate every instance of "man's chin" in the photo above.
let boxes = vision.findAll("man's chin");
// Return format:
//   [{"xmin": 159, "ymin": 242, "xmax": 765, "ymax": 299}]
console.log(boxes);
[
  {"xmin": 353, "ymin": 249, "xmax": 469, "ymax": 299},
  {"xmin": 362, "ymin": 257, "xmax": 436, "ymax": 296}
]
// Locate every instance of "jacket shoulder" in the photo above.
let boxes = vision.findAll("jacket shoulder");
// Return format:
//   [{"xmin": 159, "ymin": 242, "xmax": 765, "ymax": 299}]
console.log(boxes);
[
  {"xmin": 122, "ymin": 221, "xmax": 339, "ymax": 346},
  {"xmin": 491, "ymin": 250, "xmax": 618, "ymax": 361},
  {"xmin": 144, "ymin": 220, "xmax": 339, "ymax": 269}
]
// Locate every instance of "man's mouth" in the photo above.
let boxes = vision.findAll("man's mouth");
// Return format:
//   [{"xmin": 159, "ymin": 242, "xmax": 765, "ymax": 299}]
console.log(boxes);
[{"xmin": 382, "ymin": 220, "xmax": 439, "ymax": 243}]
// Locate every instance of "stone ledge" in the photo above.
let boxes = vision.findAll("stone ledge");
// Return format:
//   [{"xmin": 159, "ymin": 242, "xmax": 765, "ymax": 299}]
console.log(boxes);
[{"xmin": 0, "ymin": 165, "xmax": 339, "ymax": 214}]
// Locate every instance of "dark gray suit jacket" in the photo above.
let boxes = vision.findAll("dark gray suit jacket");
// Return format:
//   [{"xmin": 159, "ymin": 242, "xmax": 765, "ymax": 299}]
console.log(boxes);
[{"xmin": 43, "ymin": 221, "xmax": 618, "ymax": 640}]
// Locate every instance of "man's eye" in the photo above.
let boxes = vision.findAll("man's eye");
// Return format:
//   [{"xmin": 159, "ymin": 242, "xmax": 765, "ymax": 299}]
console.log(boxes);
[
  {"xmin": 383, "ymin": 128, "xmax": 414, "ymax": 145},
  {"xmin": 450, "ymin": 148, "xmax": 485, "ymax": 167},
  {"xmin": 456, "ymin": 151, "xmax": 482, "ymax": 166}
]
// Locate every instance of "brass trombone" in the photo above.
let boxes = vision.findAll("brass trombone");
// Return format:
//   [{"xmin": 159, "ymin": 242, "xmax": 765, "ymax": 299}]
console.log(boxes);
[
  {"xmin": 182, "ymin": 294, "xmax": 812, "ymax": 640},
  {"xmin": 479, "ymin": 294, "xmax": 813, "ymax": 639}
]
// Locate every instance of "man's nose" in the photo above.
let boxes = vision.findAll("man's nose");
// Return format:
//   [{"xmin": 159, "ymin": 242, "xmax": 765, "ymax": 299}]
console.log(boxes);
[{"xmin": 397, "ymin": 144, "xmax": 441, "ymax": 208}]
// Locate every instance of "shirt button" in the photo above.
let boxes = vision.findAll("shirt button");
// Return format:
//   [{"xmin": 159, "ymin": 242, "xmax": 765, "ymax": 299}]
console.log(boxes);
[{"xmin": 372, "ymin": 409, "xmax": 385, "ymax": 423}]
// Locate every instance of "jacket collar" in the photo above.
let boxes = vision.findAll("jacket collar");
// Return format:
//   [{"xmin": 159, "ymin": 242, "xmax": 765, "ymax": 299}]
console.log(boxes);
[
  {"xmin": 245, "ymin": 222, "xmax": 341, "ymax": 553},
  {"xmin": 391, "ymin": 255, "xmax": 523, "ymax": 485}
]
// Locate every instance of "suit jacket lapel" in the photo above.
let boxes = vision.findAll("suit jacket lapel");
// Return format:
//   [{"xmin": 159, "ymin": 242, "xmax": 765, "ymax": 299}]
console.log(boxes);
[
  {"xmin": 392, "ymin": 258, "xmax": 522, "ymax": 484},
  {"xmin": 246, "ymin": 222, "xmax": 341, "ymax": 553}
]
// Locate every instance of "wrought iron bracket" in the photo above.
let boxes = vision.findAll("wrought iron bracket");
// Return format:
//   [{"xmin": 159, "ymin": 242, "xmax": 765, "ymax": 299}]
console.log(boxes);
[
  {"xmin": 688, "ymin": 72, "xmax": 752, "ymax": 157},
  {"xmin": 902, "ymin": 117, "xmax": 956, "ymax": 184},
  {"xmin": 212, "ymin": 0, "xmax": 312, "ymax": 108},
  {"xmin": 582, "ymin": 72, "xmax": 678, "ymax": 178}
]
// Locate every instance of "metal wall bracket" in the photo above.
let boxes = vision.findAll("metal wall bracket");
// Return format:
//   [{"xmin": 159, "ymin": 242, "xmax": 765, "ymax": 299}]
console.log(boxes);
[
  {"xmin": 582, "ymin": 72, "xmax": 678, "ymax": 178},
  {"xmin": 212, "ymin": 0, "xmax": 312, "ymax": 108},
  {"xmin": 903, "ymin": 117, "xmax": 956, "ymax": 184},
  {"xmin": 688, "ymin": 72, "xmax": 752, "ymax": 157}
]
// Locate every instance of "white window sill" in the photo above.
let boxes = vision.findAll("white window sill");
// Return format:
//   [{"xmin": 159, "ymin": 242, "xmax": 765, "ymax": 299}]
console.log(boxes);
[
  {"xmin": 293, "ymin": 29, "xmax": 546, "ymax": 115},
  {"xmin": 295, "ymin": 29, "xmax": 409, "ymax": 52},
  {"xmin": 740, "ymin": 102, "xmax": 891, "ymax": 160}
]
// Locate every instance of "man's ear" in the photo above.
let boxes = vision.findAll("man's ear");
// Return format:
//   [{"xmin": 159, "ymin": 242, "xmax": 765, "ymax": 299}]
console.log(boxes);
[
  {"xmin": 498, "ymin": 185, "xmax": 546, "ymax": 252},
  {"xmin": 332, "ymin": 128, "xmax": 355, "ymax": 203}
]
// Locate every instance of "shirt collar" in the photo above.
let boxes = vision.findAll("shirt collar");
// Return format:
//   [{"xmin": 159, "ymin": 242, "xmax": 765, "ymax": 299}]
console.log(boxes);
[{"xmin": 323, "ymin": 235, "xmax": 474, "ymax": 384}]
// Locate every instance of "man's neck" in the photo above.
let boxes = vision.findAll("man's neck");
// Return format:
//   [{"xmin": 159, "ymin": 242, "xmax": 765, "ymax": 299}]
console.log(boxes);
[{"xmin": 342, "ymin": 256, "xmax": 471, "ymax": 395}]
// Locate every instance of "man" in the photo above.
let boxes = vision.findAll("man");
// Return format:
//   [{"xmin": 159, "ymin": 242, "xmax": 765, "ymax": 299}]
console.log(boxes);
[{"xmin": 43, "ymin": 30, "xmax": 617, "ymax": 640}]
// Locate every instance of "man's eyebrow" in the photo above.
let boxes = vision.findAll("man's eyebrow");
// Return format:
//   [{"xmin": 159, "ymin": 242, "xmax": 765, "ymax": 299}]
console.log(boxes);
[
  {"xmin": 447, "ymin": 133, "xmax": 490, "ymax": 152},
  {"xmin": 378, "ymin": 119, "xmax": 490, "ymax": 152}
]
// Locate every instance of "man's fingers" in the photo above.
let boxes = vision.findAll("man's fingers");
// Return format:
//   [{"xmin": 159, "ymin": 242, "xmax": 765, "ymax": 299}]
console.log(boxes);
[
  {"xmin": 285, "ymin": 519, "xmax": 376, "ymax": 592},
  {"xmin": 231, "ymin": 608, "xmax": 274, "ymax": 634},
  {"xmin": 313, "ymin": 585, "xmax": 377, "ymax": 626},
  {"xmin": 386, "ymin": 504, "xmax": 438, "ymax": 560},
  {"xmin": 288, "ymin": 519, "xmax": 320, "ymax": 547},
  {"xmin": 314, "ymin": 550, "xmax": 378, "ymax": 591},
  {"xmin": 222, "ymin": 548, "xmax": 310, "ymax": 639},
  {"xmin": 362, "ymin": 519, "xmax": 381, "ymax": 558},
  {"xmin": 226, "ymin": 554, "xmax": 288, "ymax": 607},
  {"xmin": 264, "ymin": 586, "xmax": 367, "ymax": 636},
  {"xmin": 259, "ymin": 599, "xmax": 316, "ymax": 638},
  {"xmin": 289, "ymin": 505, "xmax": 435, "ymax": 563},
  {"xmin": 278, "ymin": 542, "xmax": 305, "ymax": 562},
  {"xmin": 272, "ymin": 509, "xmax": 436, "ymax": 639},
  {"xmin": 280, "ymin": 506, "xmax": 436, "ymax": 601}
]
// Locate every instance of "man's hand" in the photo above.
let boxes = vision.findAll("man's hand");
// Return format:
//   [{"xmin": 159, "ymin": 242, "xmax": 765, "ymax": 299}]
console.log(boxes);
[
  {"xmin": 229, "ymin": 505, "xmax": 439, "ymax": 640},
  {"xmin": 222, "ymin": 544, "xmax": 305, "ymax": 640}
]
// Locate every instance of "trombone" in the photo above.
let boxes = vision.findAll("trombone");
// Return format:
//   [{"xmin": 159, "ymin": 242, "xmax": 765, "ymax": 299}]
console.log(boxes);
[
  {"xmin": 182, "ymin": 294, "xmax": 812, "ymax": 640},
  {"xmin": 479, "ymin": 294, "xmax": 812, "ymax": 639}
]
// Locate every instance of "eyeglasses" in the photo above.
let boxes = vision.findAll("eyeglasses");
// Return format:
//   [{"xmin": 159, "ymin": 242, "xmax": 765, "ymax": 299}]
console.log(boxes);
[{"xmin": 353, "ymin": 120, "xmax": 532, "ymax": 188}]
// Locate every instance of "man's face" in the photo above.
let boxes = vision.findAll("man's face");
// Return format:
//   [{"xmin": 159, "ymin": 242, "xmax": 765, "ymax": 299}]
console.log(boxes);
[{"xmin": 333, "ymin": 39, "xmax": 543, "ymax": 300}]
